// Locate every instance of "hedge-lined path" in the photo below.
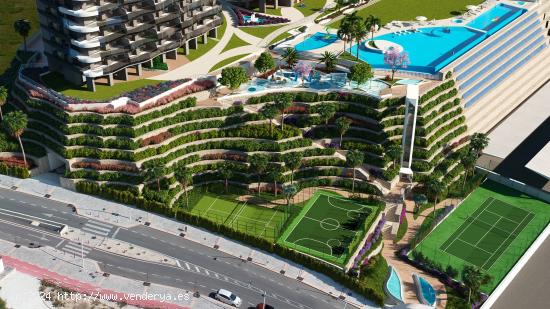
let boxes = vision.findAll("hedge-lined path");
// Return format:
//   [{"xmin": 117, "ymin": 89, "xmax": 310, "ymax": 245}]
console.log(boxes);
[{"xmin": 382, "ymin": 195, "xmax": 462, "ymax": 308}]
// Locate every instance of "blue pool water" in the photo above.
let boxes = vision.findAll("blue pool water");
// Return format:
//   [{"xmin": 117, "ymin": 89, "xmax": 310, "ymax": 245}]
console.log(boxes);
[
  {"xmin": 349, "ymin": 4, "xmax": 526, "ymax": 73},
  {"xmin": 243, "ymin": 15, "xmax": 265, "ymax": 23},
  {"xmin": 466, "ymin": 3, "xmax": 525, "ymax": 35},
  {"xmin": 386, "ymin": 266, "xmax": 403, "ymax": 302},
  {"xmin": 295, "ymin": 32, "xmax": 339, "ymax": 52},
  {"xmin": 418, "ymin": 276, "xmax": 436, "ymax": 306}
]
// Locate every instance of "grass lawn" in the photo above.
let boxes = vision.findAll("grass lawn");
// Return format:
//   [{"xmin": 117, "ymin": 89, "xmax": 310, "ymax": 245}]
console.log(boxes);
[
  {"xmin": 252, "ymin": 7, "xmax": 283, "ymax": 16},
  {"xmin": 0, "ymin": 0, "xmax": 39, "ymax": 76},
  {"xmin": 41, "ymin": 72, "xmax": 162, "ymax": 101},
  {"xmin": 413, "ymin": 180, "xmax": 550, "ymax": 292},
  {"xmin": 239, "ymin": 25, "xmax": 285, "ymax": 39},
  {"xmin": 278, "ymin": 190, "xmax": 379, "ymax": 266},
  {"xmin": 294, "ymin": 0, "xmax": 327, "ymax": 17},
  {"xmin": 180, "ymin": 15, "xmax": 228, "ymax": 61},
  {"xmin": 221, "ymin": 34, "xmax": 250, "ymax": 53},
  {"xmin": 329, "ymin": 0, "xmax": 484, "ymax": 28},
  {"xmin": 190, "ymin": 195, "xmax": 286, "ymax": 242},
  {"xmin": 268, "ymin": 31, "xmax": 294, "ymax": 45},
  {"xmin": 209, "ymin": 53, "xmax": 250, "ymax": 72}
]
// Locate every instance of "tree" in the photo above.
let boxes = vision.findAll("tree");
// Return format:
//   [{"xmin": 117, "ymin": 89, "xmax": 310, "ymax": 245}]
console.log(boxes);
[
  {"xmin": 461, "ymin": 150, "xmax": 477, "ymax": 188},
  {"xmin": 384, "ymin": 48, "xmax": 410, "ymax": 81},
  {"xmin": 470, "ymin": 133, "xmax": 489, "ymax": 156},
  {"xmin": 335, "ymin": 0, "xmax": 347, "ymax": 11},
  {"xmin": 346, "ymin": 149, "xmax": 365, "ymax": 193},
  {"xmin": 284, "ymin": 152, "xmax": 303, "ymax": 184},
  {"xmin": 218, "ymin": 66, "xmax": 249, "ymax": 90},
  {"xmin": 349, "ymin": 63, "xmax": 373, "ymax": 87},
  {"xmin": 337, "ymin": 18, "xmax": 353, "ymax": 53},
  {"xmin": 364, "ymin": 15, "xmax": 381, "ymax": 40},
  {"xmin": 174, "ymin": 165, "xmax": 193, "ymax": 209},
  {"xmin": 282, "ymin": 47, "xmax": 298, "ymax": 68},
  {"xmin": 254, "ymin": 52, "xmax": 275, "ymax": 74},
  {"xmin": 249, "ymin": 154, "xmax": 269, "ymax": 196},
  {"xmin": 3, "ymin": 111, "xmax": 28, "ymax": 167},
  {"xmin": 261, "ymin": 104, "xmax": 279, "ymax": 136},
  {"xmin": 319, "ymin": 51, "xmax": 337, "ymax": 72},
  {"xmin": 335, "ymin": 116, "xmax": 352, "ymax": 147},
  {"xmin": 274, "ymin": 93, "xmax": 293, "ymax": 131},
  {"xmin": 386, "ymin": 144, "xmax": 402, "ymax": 166},
  {"xmin": 219, "ymin": 163, "xmax": 233, "ymax": 193},
  {"xmin": 0, "ymin": 297, "xmax": 7, "ymax": 309},
  {"xmin": 425, "ymin": 176, "xmax": 444, "ymax": 217},
  {"xmin": 462, "ymin": 266, "xmax": 492, "ymax": 304},
  {"xmin": 144, "ymin": 163, "xmax": 164, "ymax": 192},
  {"xmin": 0, "ymin": 86, "xmax": 7, "ymax": 121},
  {"xmin": 267, "ymin": 166, "xmax": 283, "ymax": 197},
  {"xmin": 351, "ymin": 19, "xmax": 367, "ymax": 59},
  {"xmin": 317, "ymin": 103, "xmax": 336, "ymax": 129},
  {"xmin": 282, "ymin": 184, "xmax": 297, "ymax": 220},
  {"xmin": 13, "ymin": 19, "xmax": 31, "ymax": 52}
]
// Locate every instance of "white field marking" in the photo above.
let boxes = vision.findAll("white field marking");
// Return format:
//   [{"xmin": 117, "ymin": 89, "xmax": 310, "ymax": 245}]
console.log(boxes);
[
  {"xmin": 454, "ymin": 238, "xmax": 493, "ymax": 255},
  {"xmin": 202, "ymin": 197, "xmax": 219, "ymax": 216},
  {"xmin": 441, "ymin": 198, "xmax": 495, "ymax": 252},
  {"xmin": 280, "ymin": 193, "xmax": 321, "ymax": 243},
  {"xmin": 259, "ymin": 211, "xmax": 279, "ymax": 237},
  {"xmin": 484, "ymin": 213, "xmax": 534, "ymax": 270},
  {"xmin": 326, "ymin": 195, "xmax": 372, "ymax": 211},
  {"xmin": 475, "ymin": 217, "xmax": 502, "ymax": 247},
  {"xmin": 292, "ymin": 237, "xmax": 333, "ymax": 256},
  {"xmin": 303, "ymin": 216, "xmax": 342, "ymax": 230},
  {"xmin": 228, "ymin": 201, "xmax": 248, "ymax": 226},
  {"xmin": 484, "ymin": 208, "xmax": 522, "ymax": 224}
]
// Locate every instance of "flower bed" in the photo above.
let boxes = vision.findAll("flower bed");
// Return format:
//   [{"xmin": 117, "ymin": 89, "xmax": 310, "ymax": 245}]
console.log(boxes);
[
  {"xmin": 71, "ymin": 161, "xmax": 139, "ymax": 173},
  {"xmin": 233, "ymin": 7, "xmax": 290, "ymax": 26},
  {"xmin": 0, "ymin": 156, "xmax": 34, "ymax": 169}
]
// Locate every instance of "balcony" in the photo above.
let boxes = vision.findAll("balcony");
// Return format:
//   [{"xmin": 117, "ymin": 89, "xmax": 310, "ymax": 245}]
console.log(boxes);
[
  {"xmin": 71, "ymin": 37, "xmax": 102, "ymax": 49},
  {"xmin": 58, "ymin": 5, "xmax": 99, "ymax": 17},
  {"xmin": 63, "ymin": 18, "xmax": 100, "ymax": 33}
]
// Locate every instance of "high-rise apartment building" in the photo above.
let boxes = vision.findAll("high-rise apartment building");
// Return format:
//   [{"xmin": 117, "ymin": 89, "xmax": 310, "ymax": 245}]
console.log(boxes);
[{"xmin": 36, "ymin": 0, "xmax": 222, "ymax": 90}]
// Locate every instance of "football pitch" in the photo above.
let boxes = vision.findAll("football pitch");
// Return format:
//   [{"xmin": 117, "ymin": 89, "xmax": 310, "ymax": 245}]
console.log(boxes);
[
  {"xmin": 191, "ymin": 195, "xmax": 285, "ymax": 241},
  {"xmin": 278, "ymin": 190, "xmax": 379, "ymax": 266},
  {"xmin": 414, "ymin": 180, "xmax": 550, "ymax": 292}
]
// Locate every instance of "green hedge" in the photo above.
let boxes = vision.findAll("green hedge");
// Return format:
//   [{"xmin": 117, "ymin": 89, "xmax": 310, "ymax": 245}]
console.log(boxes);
[
  {"xmin": 0, "ymin": 162, "xmax": 30, "ymax": 178},
  {"xmin": 416, "ymin": 109, "xmax": 463, "ymax": 136},
  {"xmin": 419, "ymin": 88, "xmax": 458, "ymax": 115},
  {"xmin": 419, "ymin": 80, "xmax": 455, "ymax": 104}
]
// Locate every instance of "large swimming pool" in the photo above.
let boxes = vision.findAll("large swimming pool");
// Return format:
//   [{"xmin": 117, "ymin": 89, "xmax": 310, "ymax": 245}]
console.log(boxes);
[
  {"xmin": 295, "ymin": 32, "xmax": 339, "ymax": 52},
  {"xmin": 350, "ymin": 3, "xmax": 526, "ymax": 73}
]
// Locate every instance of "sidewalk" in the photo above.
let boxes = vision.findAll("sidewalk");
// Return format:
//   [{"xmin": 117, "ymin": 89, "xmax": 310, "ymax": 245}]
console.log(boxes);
[
  {"xmin": 0, "ymin": 174, "xmax": 379, "ymax": 308},
  {"xmin": 0, "ymin": 238, "xmax": 222, "ymax": 309}
]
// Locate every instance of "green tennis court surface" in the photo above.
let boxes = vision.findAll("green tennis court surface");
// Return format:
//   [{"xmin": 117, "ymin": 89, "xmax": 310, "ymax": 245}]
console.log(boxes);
[
  {"xmin": 414, "ymin": 180, "xmax": 550, "ymax": 292},
  {"xmin": 439, "ymin": 198, "xmax": 534, "ymax": 270},
  {"xmin": 278, "ymin": 190, "xmax": 379, "ymax": 266},
  {"xmin": 191, "ymin": 195, "xmax": 285, "ymax": 241}
]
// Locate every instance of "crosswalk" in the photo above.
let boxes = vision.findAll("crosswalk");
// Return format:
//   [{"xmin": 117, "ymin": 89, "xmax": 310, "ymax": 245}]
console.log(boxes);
[
  {"xmin": 60, "ymin": 241, "xmax": 92, "ymax": 257},
  {"xmin": 81, "ymin": 220, "xmax": 113, "ymax": 236}
]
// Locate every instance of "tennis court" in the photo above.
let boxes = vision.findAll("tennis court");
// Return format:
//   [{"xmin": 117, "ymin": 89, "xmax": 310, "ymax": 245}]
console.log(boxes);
[
  {"xmin": 191, "ymin": 195, "xmax": 285, "ymax": 241},
  {"xmin": 278, "ymin": 190, "xmax": 379, "ymax": 266},
  {"xmin": 414, "ymin": 180, "xmax": 550, "ymax": 292}
]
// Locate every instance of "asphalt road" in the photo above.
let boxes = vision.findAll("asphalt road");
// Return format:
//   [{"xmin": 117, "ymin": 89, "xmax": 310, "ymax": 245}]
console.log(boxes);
[
  {"xmin": 0, "ymin": 188, "xmax": 352, "ymax": 309},
  {"xmin": 490, "ymin": 235, "xmax": 550, "ymax": 309}
]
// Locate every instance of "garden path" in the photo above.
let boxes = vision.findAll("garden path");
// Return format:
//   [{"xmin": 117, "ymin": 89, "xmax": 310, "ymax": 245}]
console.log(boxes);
[{"xmin": 382, "ymin": 194, "xmax": 462, "ymax": 308}]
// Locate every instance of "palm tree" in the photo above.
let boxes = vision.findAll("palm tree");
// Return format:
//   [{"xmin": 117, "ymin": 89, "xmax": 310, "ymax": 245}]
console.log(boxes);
[
  {"xmin": 174, "ymin": 165, "xmax": 193, "ymax": 209},
  {"xmin": 0, "ymin": 86, "xmax": 8, "ymax": 121},
  {"xmin": 13, "ymin": 19, "xmax": 31, "ymax": 52},
  {"xmin": 337, "ymin": 19, "xmax": 353, "ymax": 53},
  {"xmin": 249, "ymin": 154, "xmax": 269, "ymax": 196},
  {"xmin": 346, "ymin": 149, "xmax": 365, "ymax": 193},
  {"xmin": 284, "ymin": 152, "xmax": 303, "ymax": 184},
  {"xmin": 3, "ymin": 111, "xmax": 28, "ymax": 167},
  {"xmin": 461, "ymin": 150, "xmax": 477, "ymax": 188},
  {"xmin": 261, "ymin": 104, "xmax": 279, "ymax": 137},
  {"xmin": 282, "ymin": 47, "xmax": 298, "ymax": 68},
  {"xmin": 317, "ymin": 103, "xmax": 336, "ymax": 129},
  {"xmin": 364, "ymin": 15, "xmax": 381, "ymax": 40},
  {"xmin": 319, "ymin": 51, "xmax": 337, "ymax": 72},
  {"xmin": 352, "ymin": 20, "xmax": 368, "ymax": 59},
  {"xmin": 425, "ymin": 176, "xmax": 445, "ymax": 217},
  {"xmin": 267, "ymin": 166, "xmax": 283, "ymax": 197},
  {"xmin": 334, "ymin": 0, "xmax": 347, "ymax": 11},
  {"xmin": 219, "ymin": 163, "xmax": 233, "ymax": 193},
  {"xmin": 470, "ymin": 133, "xmax": 490, "ymax": 156},
  {"xmin": 386, "ymin": 144, "xmax": 402, "ymax": 166},
  {"xmin": 462, "ymin": 266, "xmax": 492, "ymax": 304},
  {"xmin": 144, "ymin": 163, "xmax": 164, "ymax": 192},
  {"xmin": 274, "ymin": 93, "xmax": 293, "ymax": 131},
  {"xmin": 335, "ymin": 116, "xmax": 352, "ymax": 148},
  {"xmin": 282, "ymin": 184, "xmax": 298, "ymax": 220}
]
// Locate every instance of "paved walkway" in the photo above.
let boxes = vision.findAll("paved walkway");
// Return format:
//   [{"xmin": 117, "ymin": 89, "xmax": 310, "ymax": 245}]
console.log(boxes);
[
  {"xmin": 382, "ymin": 197, "xmax": 461, "ymax": 308},
  {"xmin": 0, "ymin": 173, "xmax": 378, "ymax": 309}
]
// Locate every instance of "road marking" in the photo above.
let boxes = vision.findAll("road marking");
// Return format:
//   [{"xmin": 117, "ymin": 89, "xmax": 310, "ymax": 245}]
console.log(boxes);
[
  {"xmin": 55, "ymin": 239, "xmax": 66, "ymax": 248},
  {"xmin": 204, "ymin": 269, "xmax": 210, "ymax": 275},
  {"xmin": 87, "ymin": 220, "xmax": 113, "ymax": 228},
  {"xmin": 82, "ymin": 227, "xmax": 110, "ymax": 236},
  {"xmin": 84, "ymin": 223, "xmax": 112, "ymax": 232},
  {"xmin": 185, "ymin": 262, "xmax": 191, "ymax": 270},
  {"xmin": 111, "ymin": 227, "xmax": 121, "ymax": 238},
  {"xmin": 176, "ymin": 260, "xmax": 181, "ymax": 267},
  {"xmin": 194, "ymin": 266, "xmax": 200, "ymax": 272}
]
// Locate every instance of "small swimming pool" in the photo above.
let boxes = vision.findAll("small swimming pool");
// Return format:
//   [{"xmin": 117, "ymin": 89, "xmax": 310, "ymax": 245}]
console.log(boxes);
[
  {"xmin": 415, "ymin": 274, "xmax": 437, "ymax": 306},
  {"xmin": 242, "ymin": 15, "xmax": 265, "ymax": 23},
  {"xmin": 349, "ymin": 3, "xmax": 525, "ymax": 73},
  {"xmin": 295, "ymin": 32, "xmax": 339, "ymax": 52},
  {"xmin": 385, "ymin": 266, "xmax": 404, "ymax": 304}
]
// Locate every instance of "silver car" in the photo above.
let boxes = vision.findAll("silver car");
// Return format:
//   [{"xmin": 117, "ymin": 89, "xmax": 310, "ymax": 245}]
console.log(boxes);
[{"xmin": 214, "ymin": 288, "xmax": 242, "ymax": 307}]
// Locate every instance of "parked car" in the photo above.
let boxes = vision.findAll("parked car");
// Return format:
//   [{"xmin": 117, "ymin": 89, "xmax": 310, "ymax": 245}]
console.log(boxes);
[
  {"xmin": 214, "ymin": 289, "xmax": 242, "ymax": 307},
  {"xmin": 256, "ymin": 303, "xmax": 274, "ymax": 309}
]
